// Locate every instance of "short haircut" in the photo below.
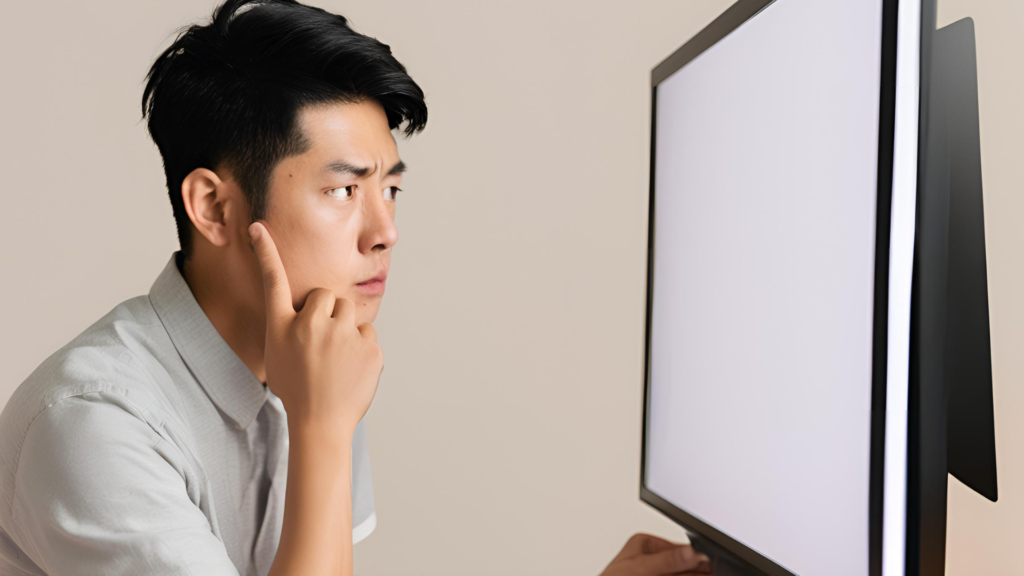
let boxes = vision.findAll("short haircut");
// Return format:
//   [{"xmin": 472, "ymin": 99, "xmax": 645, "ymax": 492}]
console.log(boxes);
[{"xmin": 141, "ymin": 0, "xmax": 427, "ymax": 261}]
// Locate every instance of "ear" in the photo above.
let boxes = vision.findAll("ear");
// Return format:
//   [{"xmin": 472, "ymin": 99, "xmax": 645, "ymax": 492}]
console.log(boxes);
[{"xmin": 180, "ymin": 167, "xmax": 242, "ymax": 249}]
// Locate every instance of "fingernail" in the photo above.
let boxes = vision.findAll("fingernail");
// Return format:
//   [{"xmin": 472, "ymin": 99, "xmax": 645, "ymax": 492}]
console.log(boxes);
[{"xmin": 249, "ymin": 223, "xmax": 261, "ymax": 241}]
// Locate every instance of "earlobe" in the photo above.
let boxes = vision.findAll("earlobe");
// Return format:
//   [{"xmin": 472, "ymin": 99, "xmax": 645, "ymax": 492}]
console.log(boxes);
[{"xmin": 181, "ymin": 167, "xmax": 233, "ymax": 248}]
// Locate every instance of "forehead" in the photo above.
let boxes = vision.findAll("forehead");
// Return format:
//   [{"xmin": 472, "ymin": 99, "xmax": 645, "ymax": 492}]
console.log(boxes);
[{"xmin": 295, "ymin": 99, "xmax": 398, "ymax": 163}]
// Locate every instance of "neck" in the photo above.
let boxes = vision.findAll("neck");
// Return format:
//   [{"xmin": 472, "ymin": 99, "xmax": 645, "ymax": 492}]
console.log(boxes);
[{"xmin": 180, "ymin": 251, "xmax": 268, "ymax": 383}]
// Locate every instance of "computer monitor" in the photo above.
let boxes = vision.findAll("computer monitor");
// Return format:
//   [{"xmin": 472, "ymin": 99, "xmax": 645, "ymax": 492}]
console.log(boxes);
[{"xmin": 639, "ymin": 1, "xmax": 996, "ymax": 575}]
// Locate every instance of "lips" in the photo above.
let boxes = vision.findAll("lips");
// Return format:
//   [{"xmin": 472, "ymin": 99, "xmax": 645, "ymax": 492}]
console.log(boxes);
[{"xmin": 357, "ymin": 270, "xmax": 388, "ymax": 285}]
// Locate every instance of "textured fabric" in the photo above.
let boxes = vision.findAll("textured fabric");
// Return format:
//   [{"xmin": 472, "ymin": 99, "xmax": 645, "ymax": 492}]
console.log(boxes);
[{"xmin": 0, "ymin": 251, "xmax": 376, "ymax": 576}]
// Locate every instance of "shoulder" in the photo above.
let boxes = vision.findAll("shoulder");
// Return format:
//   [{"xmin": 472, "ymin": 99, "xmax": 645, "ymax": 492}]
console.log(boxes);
[
  {"xmin": 0, "ymin": 294, "xmax": 175, "ymax": 527},
  {"xmin": 1, "ymin": 394, "xmax": 236, "ymax": 576},
  {"xmin": 2, "ymin": 294, "xmax": 165, "ymax": 429}
]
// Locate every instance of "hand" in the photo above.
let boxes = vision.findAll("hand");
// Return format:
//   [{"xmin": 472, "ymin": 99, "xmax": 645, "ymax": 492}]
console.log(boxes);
[
  {"xmin": 599, "ymin": 533, "xmax": 713, "ymax": 576},
  {"xmin": 249, "ymin": 220, "xmax": 384, "ymax": 434}
]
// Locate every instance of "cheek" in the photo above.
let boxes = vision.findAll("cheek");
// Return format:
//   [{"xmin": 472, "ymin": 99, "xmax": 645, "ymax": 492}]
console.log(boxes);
[
  {"xmin": 273, "ymin": 193, "xmax": 367, "ymax": 296},
  {"xmin": 295, "ymin": 217, "xmax": 358, "ymax": 276},
  {"xmin": 273, "ymin": 230, "xmax": 356, "ymax": 300}
]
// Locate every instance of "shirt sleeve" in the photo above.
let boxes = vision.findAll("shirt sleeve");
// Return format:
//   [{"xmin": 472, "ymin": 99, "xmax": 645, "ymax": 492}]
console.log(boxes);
[
  {"xmin": 10, "ymin": 392, "xmax": 241, "ymax": 576},
  {"xmin": 350, "ymin": 417, "xmax": 377, "ymax": 543}
]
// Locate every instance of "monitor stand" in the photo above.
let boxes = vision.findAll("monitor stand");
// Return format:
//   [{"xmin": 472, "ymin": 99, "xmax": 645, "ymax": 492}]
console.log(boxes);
[{"xmin": 907, "ymin": 14, "xmax": 998, "ymax": 576}]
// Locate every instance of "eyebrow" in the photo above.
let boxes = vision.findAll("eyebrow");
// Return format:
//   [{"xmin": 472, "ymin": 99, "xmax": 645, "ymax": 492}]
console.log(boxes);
[{"xmin": 325, "ymin": 159, "xmax": 406, "ymax": 178}]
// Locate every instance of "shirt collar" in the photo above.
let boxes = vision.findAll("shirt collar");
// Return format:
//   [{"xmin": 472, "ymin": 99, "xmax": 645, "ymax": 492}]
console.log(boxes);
[{"xmin": 148, "ymin": 251, "xmax": 268, "ymax": 429}]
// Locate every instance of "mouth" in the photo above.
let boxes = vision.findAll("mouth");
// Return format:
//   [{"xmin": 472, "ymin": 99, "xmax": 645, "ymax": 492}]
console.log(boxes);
[{"xmin": 355, "ymin": 270, "xmax": 388, "ymax": 296}]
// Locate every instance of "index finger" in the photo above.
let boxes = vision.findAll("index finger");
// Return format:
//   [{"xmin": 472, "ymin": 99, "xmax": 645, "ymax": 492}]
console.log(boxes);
[{"xmin": 249, "ymin": 221, "xmax": 294, "ymax": 324}]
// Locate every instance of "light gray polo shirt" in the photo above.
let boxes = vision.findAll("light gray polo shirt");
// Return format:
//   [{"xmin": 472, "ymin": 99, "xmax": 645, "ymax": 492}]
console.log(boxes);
[{"xmin": 0, "ymin": 251, "xmax": 376, "ymax": 576}]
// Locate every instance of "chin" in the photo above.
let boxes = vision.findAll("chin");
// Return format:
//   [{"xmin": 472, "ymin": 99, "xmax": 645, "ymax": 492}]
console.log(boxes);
[
  {"xmin": 357, "ymin": 310, "xmax": 379, "ymax": 326},
  {"xmin": 353, "ymin": 300, "xmax": 381, "ymax": 322}
]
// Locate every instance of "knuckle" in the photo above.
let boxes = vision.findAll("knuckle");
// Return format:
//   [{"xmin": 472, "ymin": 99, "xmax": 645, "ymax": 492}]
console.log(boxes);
[
  {"xmin": 675, "ymin": 545, "xmax": 695, "ymax": 565},
  {"xmin": 310, "ymin": 287, "xmax": 335, "ymax": 304},
  {"xmin": 264, "ymin": 272, "xmax": 284, "ymax": 292},
  {"xmin": 332, "ymin": 298, "xmax": 352, "ymax": 319}
]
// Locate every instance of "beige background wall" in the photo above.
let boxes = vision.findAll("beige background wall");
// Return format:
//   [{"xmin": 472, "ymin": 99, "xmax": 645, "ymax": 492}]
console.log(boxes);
[{"xmin": 0, "ymin": 1, "xmax": 1019, "ymax": 574}]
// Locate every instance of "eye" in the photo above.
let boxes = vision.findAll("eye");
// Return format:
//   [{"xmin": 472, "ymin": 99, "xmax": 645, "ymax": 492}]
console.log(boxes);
[
  {"xmin": 384, "ymin": 186, "xmax": 402, "ymax": 201},
  {"xmin": 326, "ymin": 185, "xmax": 355, "ymax": 200}
]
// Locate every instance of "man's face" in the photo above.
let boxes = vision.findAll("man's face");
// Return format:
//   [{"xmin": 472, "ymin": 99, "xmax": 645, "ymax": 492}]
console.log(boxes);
[{"xmin": 258, "ymin": 99, "xmax": 402, "ymax": 326}]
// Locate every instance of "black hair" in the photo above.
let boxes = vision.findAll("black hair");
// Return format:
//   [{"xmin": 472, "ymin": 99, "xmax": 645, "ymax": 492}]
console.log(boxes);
[{"xmin": 141, "ymin": 0, "xmax": 427, "ymax": 261}]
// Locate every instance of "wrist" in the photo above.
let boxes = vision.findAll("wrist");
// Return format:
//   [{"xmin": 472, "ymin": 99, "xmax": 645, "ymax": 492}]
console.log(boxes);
[{"xmin": 288, "ymin": 417, "xmax": 356, "ymax": 450}]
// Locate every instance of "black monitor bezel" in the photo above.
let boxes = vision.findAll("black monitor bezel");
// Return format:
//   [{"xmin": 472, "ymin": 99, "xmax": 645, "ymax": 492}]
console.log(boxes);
[{"xmin": 638, "ymin": 2, "xmax": 903, "ymax": 575}]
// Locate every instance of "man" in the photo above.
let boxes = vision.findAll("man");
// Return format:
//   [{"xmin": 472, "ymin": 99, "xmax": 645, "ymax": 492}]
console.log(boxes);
[{"xmin": 0, "ymin": 1, "xmax": 713, "ymax": 574}]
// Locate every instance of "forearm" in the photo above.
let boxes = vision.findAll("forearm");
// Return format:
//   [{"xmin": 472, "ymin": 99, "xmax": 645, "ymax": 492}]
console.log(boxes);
[{"xmin": 269, "ymin": 422, "xmax": 355, "ymax": 576}]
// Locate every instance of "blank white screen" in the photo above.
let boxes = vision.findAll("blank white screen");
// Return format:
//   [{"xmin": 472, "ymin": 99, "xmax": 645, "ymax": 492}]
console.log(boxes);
[{"xmin": 645, "ymin": 1, "xmax": 884, "ymax": 575}]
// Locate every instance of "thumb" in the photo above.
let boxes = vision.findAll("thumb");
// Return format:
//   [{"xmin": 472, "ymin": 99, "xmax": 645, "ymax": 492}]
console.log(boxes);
[
  {"xmin": 249, "ymin": 221, "xmax": 294, "ymax": 325},
  {"xmin": 629, "ymin": 545, "xmax": 710, "ymax": 576}
]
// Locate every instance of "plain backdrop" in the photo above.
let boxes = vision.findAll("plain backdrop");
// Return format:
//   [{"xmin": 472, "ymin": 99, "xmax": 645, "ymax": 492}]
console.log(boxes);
[{"xmin": 0, "ymin": 1, "xmax": 1020, "ymax": 575}]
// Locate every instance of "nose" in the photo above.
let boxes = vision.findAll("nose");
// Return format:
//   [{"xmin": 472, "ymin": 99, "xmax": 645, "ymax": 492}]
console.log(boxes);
[{"xmin": 359, "ymin": 185, "xmax": 399, "ymax": 253}]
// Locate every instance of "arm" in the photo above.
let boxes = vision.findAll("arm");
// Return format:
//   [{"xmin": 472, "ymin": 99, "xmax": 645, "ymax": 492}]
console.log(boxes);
[
  {"xmin": 14, "ymin": 391, "xmax": 365, "ymax": 576},
  {"xmin": 250, "ymin": 221, "xmax": 384, "ymax": 576},
  {"xmin": 269, "ymin": 421, "xmax": 354, "ymax": 576},
  {"xmin": 12, "ymin": 220, "xmax": 380, "ymax": 576}
]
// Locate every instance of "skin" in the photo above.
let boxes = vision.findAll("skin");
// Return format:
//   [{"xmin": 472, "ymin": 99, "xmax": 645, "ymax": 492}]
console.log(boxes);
[
  {"xmin": 180, "ymin": 98, "xmax": 400, "ymax": 385},
  {"xmin": 602, "ymin": 534, "xmax": 714, "ymax": 576},
  {"xmin": 175, "ymin": 98, "xmax": 712, "ymax": 575},
  {"xmin": 249, "ymin": 216, "xmax": 383, "ymax": 576}
]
